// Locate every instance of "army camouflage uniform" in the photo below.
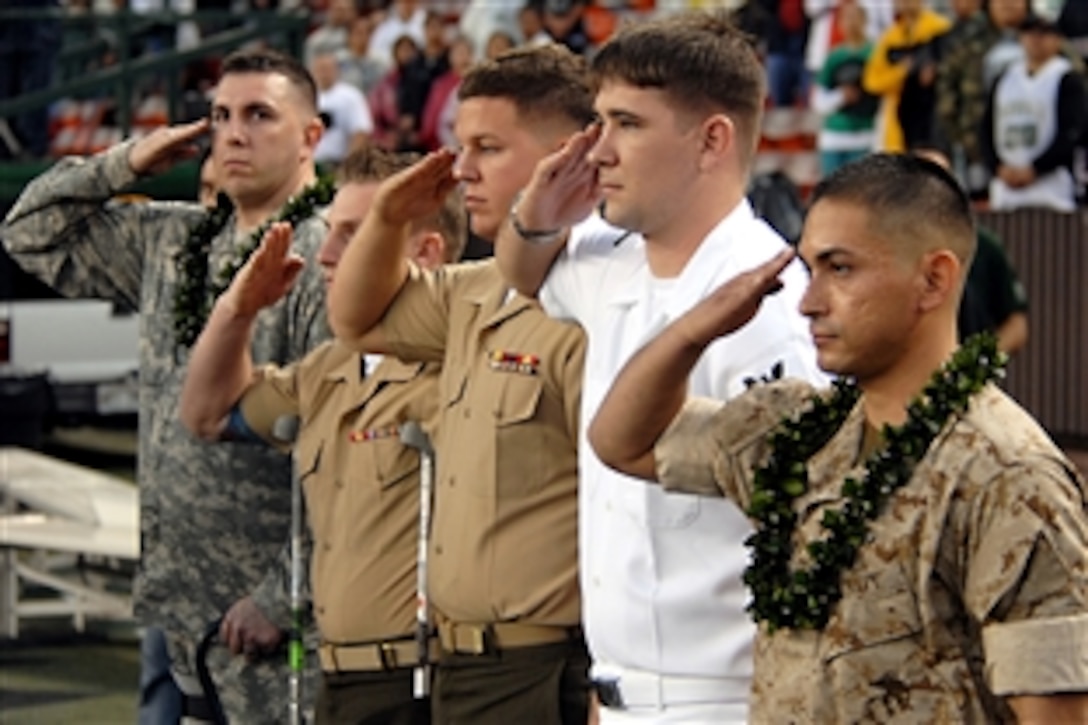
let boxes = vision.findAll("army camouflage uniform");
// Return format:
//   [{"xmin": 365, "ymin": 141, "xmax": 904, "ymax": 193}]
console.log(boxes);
[
  {"xmin": 655, "ymin": 380, "xmax": 1088, "ymax": 723},
  {"xmin": 2, "ymin": 142, "xmax": 330, "ymax": 722},
  {"xmin": 936, "ymin": 12, "xmax": 1001, "ymax": 169}
]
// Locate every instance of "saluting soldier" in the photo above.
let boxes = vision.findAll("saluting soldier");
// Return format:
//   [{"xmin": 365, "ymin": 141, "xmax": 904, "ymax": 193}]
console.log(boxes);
[
  {"xmin": 180, "ymin": 147, "xmax": 467, "ymax": 724},
  {"xmin": 326, "ymin": 46, "xmax": 594, "ymax": 724},
  {"xmin": 2, "ymin": 48, "xmax": 330, "ymax": 721}
]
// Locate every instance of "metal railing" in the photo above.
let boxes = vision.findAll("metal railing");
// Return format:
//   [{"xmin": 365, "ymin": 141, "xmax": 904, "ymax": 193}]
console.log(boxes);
[{"xmin": 0, "ymin": 7, "xmax": 310, "ymax": 138}]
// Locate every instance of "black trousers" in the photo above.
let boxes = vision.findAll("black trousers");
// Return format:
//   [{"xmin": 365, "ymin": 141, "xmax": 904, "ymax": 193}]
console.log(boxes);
[
  {"xmin": 316, "ymin": 668, "xmax": 431, "ymax": 725},
  {"xmin": 432, "ymin": 638, "xmax": 590, "ymax": 725}
]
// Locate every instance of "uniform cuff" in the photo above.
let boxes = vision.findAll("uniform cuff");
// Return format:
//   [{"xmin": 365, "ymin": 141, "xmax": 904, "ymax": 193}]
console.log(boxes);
[
  {"xmin": 101, "ymin": 139, "xmax": 142, "ymax": 190},
  {"xmin": 655, "ymin": 398, "xmax": 728, "ymax": 497},
  {"xmin": 984, "ymin": 613, "xmax": 1088, "ymax": 695}
]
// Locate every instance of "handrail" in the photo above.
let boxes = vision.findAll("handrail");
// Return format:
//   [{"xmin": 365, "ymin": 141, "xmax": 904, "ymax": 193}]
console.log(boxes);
[{"xmin": 0, "ymin": 8, "xmax": 309, "ymax": 134}]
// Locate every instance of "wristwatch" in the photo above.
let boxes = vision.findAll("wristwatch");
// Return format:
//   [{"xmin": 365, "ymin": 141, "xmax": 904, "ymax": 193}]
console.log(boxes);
[{"xmin": 509, "ymin": 192, "xmax": 564, "ymax": 245}]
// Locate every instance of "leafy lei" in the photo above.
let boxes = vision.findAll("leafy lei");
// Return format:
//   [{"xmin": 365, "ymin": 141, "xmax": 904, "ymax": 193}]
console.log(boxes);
[
  {"xmin": 742, "ymin": 333, "xmax": 1006, "ymax": 633},
  {"xmin": 172, "ymin": 176, "xmax": 335, "ymax": 348}
]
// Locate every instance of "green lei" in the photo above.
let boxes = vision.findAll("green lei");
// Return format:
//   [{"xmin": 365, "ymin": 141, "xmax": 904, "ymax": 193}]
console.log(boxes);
[
  {"xmin": 172, "ymin": 176, "xmax": 335, "ymax": 348},
  {"xmin": 742, "ymin": 333, "xmax": 1006, "ymax": 633}
]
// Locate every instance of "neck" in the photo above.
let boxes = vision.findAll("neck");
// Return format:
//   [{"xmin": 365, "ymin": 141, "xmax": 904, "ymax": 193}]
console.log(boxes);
[
  {"xmin": 1027, "ymin": 55, "xmax": 1055, "ymax": 74},
  {"xmin": 234, "ymin": 166, "xmax": 317, "ymax": 234},
  {"xmin": 643, "ymin": 183, "xmax": 746, "ymax": 278},
  {"xmin": 860, "ymin": 324, "xmax": 958, "ymax": 430}
]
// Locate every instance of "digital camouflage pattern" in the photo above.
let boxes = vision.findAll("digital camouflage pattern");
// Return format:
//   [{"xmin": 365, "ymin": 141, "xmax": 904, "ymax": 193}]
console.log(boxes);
[
  {"xmin": 656, "ymin": 381, "xmax": 1088, "ymax": 723},
  {"xmin": 936, "ymin": 12, "xmax": 1002, "ymax": 166},
  {"xmin": 2, "ymin": 141, "xmax": 331, "ymax": 721}
]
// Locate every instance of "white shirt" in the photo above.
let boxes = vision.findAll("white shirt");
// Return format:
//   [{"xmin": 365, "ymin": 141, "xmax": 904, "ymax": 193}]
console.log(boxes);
[
  {"xmin": 538, "ymin": 201, "xmax": 824, "ymax": 700},
  {"xmin": 989, "ymin": 56, "xmax": 1077, "ymax": 213},
  {"xmin": 314, "ymin": 82, "xmax": 374, "ymax": 165}
]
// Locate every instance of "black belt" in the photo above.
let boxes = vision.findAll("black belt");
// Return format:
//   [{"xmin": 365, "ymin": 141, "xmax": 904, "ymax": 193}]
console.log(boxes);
[{"xmin": 593, "ymin": 679, "xmax": 624, "ymax": 709}]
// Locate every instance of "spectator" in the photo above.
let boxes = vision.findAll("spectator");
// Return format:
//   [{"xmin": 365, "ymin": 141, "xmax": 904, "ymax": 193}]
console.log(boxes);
[
  {"xmin": 369, "ymin": 34, "xmax": 421, "ymax": 151},
  {"xmin": 543, "ymin": 0, "xmax": 591, "ymax": 56},
  {"xmin": 420, "ymin": 35, "xmax": 474, "ymax": 150},
  {"xmin": 804, "ymin": 0, "xmax": 892, "ymax": 80},
  {"xmin": 937, "ymin": 0, "xmax": 1032, "ymax": 199},
  {"xmin": 765, "ymin": 0, "xmax": 813, "ymax": 107},
  {"xmin": 311, "ymin": 51, "xmax": 374, "ymax": 167},
  {"xmin": 338, "ymin": 13, "xmax": 387, "ymax": 97},
  {"xmin": 458, "ymin": 0, "xmax": 520, "ymax": 61},
  {"xmin": 304, "ymin": 0, "xmax": 358, "ymax": 66},
  {"xmin": 485, "ymin": 29, "xmax": 517, "ymax": 59},
  {"xmin": 396, "ymin": 10, "xmax": 450, "ymax": 152},
  {"xmin": 519, "ymin": 3, "xmax": 553, "ymax": 47},
  {"xmin": 981, "ymin": 14, "xmax": 1086, "ymax": 212},
  {"xmin": 863, "ymin": 0, "xmax": 950, "ymax": 152},
  {"xmin": 811, "ymin": 1, "xmax": 877, "ymax": 175},
  {"xmin": 370, "ymin": 0, "xmax": 426, "ymax": 68}
]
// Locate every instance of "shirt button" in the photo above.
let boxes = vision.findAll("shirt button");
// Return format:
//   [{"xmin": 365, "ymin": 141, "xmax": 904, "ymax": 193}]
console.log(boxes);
[
  {"xmin": 435, "ymin": 544, "xmax": 443, "ymax": 555},
  {"xmin": 316, "ymin": 606, "xmax": 325, "ymax": 615},
  {"xmin": 463, "ymin": 408, "xmax": 471, "ymax": 420},
  {"xmin": 323, "ymin": 541, "xmax": 332, "ymax": 552},
  {"xmin": 334, "ymin": 478, "xmax": 344, "ymax": 489},
  {"xmin": 593, "ymin": 576, "xmax": 601, "ymax": 587},
  {"xmin": 448, "ymin": 476, "xmax": 456, "ymax": 487}
]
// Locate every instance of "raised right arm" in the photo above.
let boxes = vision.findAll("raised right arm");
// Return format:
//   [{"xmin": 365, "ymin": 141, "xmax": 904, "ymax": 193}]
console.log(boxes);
[
  {"xmin": 180, "ymin": 222, "xmax": 304, "ymax": 439},
  {"xmin": 493, "ymin": 124, "xmax": 602, "ymax": 298},
  {"xmin": 589, "ymin": 248, "xmax": 796, "ymax": 480},
  {"xmin": 328, "ymin": 149, "xmax": 459, "ymax": 353},
  {"xmin": 1, "ymin": 120, "xmax": 210, "ymax": 308}
]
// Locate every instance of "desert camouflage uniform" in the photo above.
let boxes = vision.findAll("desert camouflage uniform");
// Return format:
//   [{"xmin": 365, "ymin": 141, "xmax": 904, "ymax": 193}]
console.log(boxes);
[
  {"xmin": 2, "ymin": 141, "xmax": 330, "ymax": 722},
  {"xmin": 656, "ymin": 380, "xmax": 1088, "ymax": 723}
]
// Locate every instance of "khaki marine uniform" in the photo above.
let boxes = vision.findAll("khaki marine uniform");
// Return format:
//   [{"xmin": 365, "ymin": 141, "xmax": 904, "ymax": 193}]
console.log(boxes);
[{"xmin": 378, "ymin": 259, "xmax": 587, "ymax": 724}]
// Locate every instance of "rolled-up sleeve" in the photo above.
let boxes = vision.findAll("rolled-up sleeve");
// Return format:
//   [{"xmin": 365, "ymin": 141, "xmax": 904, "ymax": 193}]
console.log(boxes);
[
  {"xmin": 655, "ymin": 380, "xmax": 818, "ymax": 506},
  {"xmin": 968, "ymin": 457, "xmax": 1088, "ymax": 696}
]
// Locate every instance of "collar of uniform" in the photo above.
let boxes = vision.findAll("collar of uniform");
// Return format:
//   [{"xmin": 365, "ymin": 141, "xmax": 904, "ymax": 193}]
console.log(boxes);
[
  {"xmin": 322, "ymin": 342, "xmax": 426, "ymax": 386},
  {"xmin": 461, "ymin": 260, "xmax": 538, "ymax": 330},
  {"xmin": 656, "ymin": 197, "xmax": 756, "ymax": 323},
  {"xmin": 602, "ymin": 197, "xmax": 755, "ymax": 314}
]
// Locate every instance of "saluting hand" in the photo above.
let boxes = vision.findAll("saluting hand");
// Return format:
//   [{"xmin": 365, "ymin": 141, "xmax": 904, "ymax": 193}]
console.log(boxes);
[
  {"xmin": 513, "ymin": 123, "xmax": 603, "ymax": 233},
  {"xmin": 673, "ymin": 247, "xmax": 796, "ymax": 348},
  {"xmin": 128, "ymin": 118, "xmax": 210, "ymax": 177},
  {"xmin": 221, "ymin": 222, "xmax": 305, "ymax": 319},
  {"xmin": 374, "ymin": 148, "xmax": 460, "ymax": 228}
]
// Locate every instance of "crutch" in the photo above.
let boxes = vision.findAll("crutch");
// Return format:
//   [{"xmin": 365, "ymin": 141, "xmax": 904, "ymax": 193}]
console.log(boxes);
[
  {"xmin": 399, "ymin": 421, "xmax": 434, "ymax": 699},
  {"xmin": 273, "ymin": 415, "xmax": 304, "ymax": 725}
]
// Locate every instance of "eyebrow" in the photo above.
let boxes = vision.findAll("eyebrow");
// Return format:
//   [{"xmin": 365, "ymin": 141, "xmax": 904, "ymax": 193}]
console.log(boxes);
[
  {"xmin": 212, "ymin": 101, "xmax": 278, "ymax": 115},
  {"xmin": 799, "ymin": 246, "xmax": 853, "ymax": 269},
  {"xmin": 598, "ymin": 107, "xmax": 642, "ymax": 124}
]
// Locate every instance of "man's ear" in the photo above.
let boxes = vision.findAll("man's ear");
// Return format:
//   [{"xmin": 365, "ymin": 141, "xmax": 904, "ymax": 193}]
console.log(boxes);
[
  {"xmin": 410, "ymin": 231, "xmax": 447, "ymax": 271},
  {"xmin": 917, "ymin": 249, "xmax": 961, "ymax": 312},
  {"xmin": 304, "ymin": 115, "xmax": 324, "ymax": 151},
  {"xmin": 700, "ymin": 113, "xmax": 735, "ymax": 170}
]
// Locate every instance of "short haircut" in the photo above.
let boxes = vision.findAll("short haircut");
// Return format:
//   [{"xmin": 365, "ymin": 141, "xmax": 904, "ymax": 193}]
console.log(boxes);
[
  {"xmin": 220, "ymin": 48, "xmax": 318, "ymax": 112},
  {"xmin": 458, "ymin": 44, "xmax": 596, "ymax": 131},
  {"xmin": 590, "ymin": 11, "xmax": 765, "ymax": 160},
  {"xmin": 810, "ymin": 153, "xmax": 977, "ymax": 266},
  {"xmin": 337, "ymin": 148, "xmax": 468, "ymax": 263}
]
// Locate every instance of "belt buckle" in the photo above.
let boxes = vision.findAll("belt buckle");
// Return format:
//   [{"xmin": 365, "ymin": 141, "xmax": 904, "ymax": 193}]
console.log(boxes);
[
  {"xmin": 378, "ymin": 641, "xmax": 400, "ymax": 670},
  {"xmin": 593, "ymin": 678, "xmax": 624, "ymax": 709}
]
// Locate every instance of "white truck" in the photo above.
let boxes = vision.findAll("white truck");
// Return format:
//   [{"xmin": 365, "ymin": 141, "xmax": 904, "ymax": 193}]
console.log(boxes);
[{"xmin": 0, "ymin": 299, "xmax": 139, "ymax": 443}]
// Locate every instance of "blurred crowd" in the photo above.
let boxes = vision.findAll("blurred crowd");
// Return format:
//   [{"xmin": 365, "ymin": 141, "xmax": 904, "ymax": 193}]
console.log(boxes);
[{"xmin": 2, "ymin": 0, "xmax": 1087, "ymax": 213}]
